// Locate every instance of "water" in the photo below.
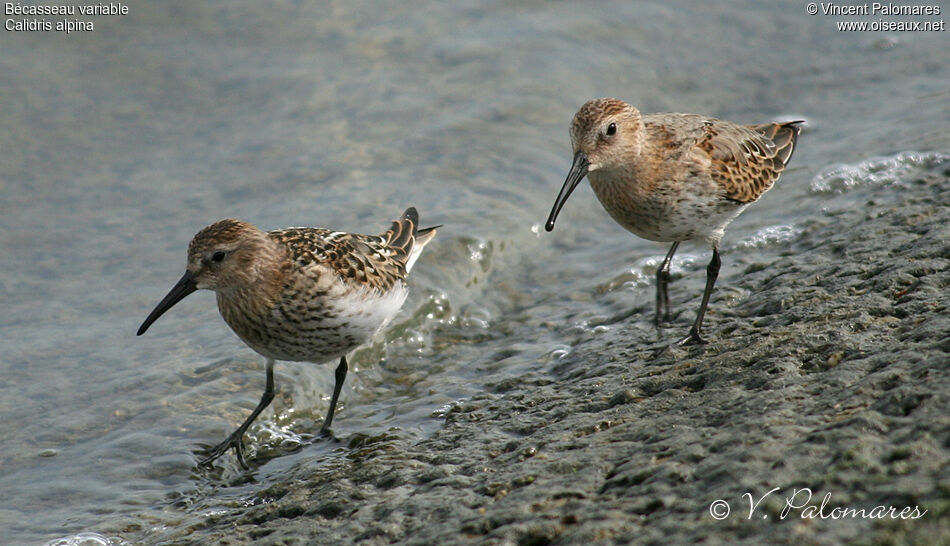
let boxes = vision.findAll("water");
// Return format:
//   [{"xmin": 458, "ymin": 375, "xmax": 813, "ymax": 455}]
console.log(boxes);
[{"xmin": 1, "ymin": 1, "xmax": 947, "ymax": 543}]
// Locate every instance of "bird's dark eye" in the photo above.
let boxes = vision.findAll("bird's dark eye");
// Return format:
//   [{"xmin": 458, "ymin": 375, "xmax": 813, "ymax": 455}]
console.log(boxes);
[
  {"xmin": 605, "ymin": 123, "xmax": 617, "ymax": 136},
  {"xmin": 211, "ymin": 251, "xmax": 226, "ymax": 263}
]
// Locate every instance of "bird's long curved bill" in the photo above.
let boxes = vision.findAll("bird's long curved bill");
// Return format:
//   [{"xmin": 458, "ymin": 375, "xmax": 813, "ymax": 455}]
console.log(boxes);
[
  {"xmin": 137, "ymin": 271, "xmax": 197, "ymax": 336},
  {"xmin": 545, "ymin": 151, "xmax": 590, "ymax": 232}
]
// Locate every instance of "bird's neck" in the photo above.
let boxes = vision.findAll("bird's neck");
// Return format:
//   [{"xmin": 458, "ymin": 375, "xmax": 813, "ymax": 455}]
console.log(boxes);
[{"xmin": 217, "ymin": 244, "xmax": 290, "ymax": 323}]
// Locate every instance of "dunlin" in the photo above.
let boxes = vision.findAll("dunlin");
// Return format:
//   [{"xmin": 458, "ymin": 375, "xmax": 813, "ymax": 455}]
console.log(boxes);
[
  {"xmin": 138, "ymin": 207, "xmax": 438, "ymax": 468},
  {"xmin": 546, "ymin": 98, "xmax": 802, "ymax": 345}
]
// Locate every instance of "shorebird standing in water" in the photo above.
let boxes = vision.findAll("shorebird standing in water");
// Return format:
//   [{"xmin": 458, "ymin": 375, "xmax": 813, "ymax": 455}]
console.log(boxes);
[
  {"xmin": 138, "ymin": 207, "xmax": 438, "ymax": 468},
  {"xmin": 546, "ymin": 98, "xmax": 802, "ymax": 345}
]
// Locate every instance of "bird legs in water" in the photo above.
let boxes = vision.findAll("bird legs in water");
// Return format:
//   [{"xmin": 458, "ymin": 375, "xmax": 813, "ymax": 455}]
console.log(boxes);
[
  {"xmin": 199, "ymin": 355, "xmax": 349, "ymax": 469},
  {"xmin": 319, "ymin": 355, "xmax": 348, "ymax": 438},
  {"xmin": 654, "ymin": 242, "xmax": 722, "ymax": 346},
  {"xmin": 655, "ymin": 241, "xmax": 680, "ymax": 326},
  {"xmin": 199, "ymin": 358, "xmax": 276, "ymax": 469}
]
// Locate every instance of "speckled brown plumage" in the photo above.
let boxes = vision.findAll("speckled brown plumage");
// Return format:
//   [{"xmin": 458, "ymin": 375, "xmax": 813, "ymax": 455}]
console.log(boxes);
[
  {"xmin": 138, "ymin": 207, "xmax": 438, "ymax": 468},
  {"xmin": 546, "ymin": 98, "xmax": 803, "ymax": 345},
  {"xmin": 698, "ymin": 119, "xmax": 800, "ymax": 203},
  {"xmin": 270, "ymin": 223, "xmax": 411, "ymax": 295}
]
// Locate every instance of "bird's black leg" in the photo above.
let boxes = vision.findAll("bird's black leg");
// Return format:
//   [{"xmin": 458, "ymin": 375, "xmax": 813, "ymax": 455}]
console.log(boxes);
[
  {"xmin": 200, "ymin": 358, "xmax": 276, "ymax": 469},
  {"xmin": 655, "ymin": 241, "xmax": 680, "ymax": 327},
  {"xmin": 677, "ymin": 247, "xmax": 721, "ymax": 346},
  {"xmin": 320, "ymin": 355, "xmax": 348, "ymax": 436}
]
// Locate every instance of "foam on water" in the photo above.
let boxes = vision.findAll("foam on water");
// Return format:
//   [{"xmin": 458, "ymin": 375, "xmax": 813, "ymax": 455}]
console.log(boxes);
[
  {"xmin": 44, "ymin": 533, "xmax": 127, "ymax": 546},
  {"xmin": 732, "ymin": 224, "xmax": 803, "ymax": 250},
  {"xmin": 809, "ymin": 151, "xmax": 950, "ymax": 194}
]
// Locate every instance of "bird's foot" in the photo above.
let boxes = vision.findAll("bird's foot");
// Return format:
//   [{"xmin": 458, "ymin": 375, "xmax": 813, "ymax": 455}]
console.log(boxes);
[
  {"xmin": 199, "ymin": 429, "xmax": 248, "ymax": 470},
  {"xmin": 649, "ymin": 329, "xmax": 707, "ymax": 359},
  {"xmin": 318, "ymin": 425, "xmax": 338, "ymax": 442},
  {"xmin": 675, "ymin": 327, "xmax": 708, "ymax": 346}
]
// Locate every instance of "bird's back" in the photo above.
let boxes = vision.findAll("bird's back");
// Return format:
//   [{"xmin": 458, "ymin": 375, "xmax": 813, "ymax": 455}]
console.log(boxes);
[
  {"xmin": 593, "ymin": 113, "xmax": 803, "ymax": 243},
  {"xmin": 220, "ymin": 208, "xmax": 438, "ymax": 364}
]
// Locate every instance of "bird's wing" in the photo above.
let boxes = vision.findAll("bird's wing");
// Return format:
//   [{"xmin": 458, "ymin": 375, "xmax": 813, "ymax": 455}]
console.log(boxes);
[
  {"xmin": 697, "ymin": 118, "xmax": 803, "ymax": 203},
  {"xmin": 269, "ymin": 227, "xmax": 408, "ymax": 292}
]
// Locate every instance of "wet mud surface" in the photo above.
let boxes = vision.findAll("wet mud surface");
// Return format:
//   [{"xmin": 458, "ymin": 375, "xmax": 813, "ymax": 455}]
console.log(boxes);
[{"xmin": 155, "ymin": 164, "xmax": 949, "ymax": 545}]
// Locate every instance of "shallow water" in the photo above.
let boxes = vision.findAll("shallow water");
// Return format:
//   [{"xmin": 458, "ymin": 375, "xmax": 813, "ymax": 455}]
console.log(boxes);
[{"xmin": 0, "ymin": 1, "xmax": 947, "ymax": 543}]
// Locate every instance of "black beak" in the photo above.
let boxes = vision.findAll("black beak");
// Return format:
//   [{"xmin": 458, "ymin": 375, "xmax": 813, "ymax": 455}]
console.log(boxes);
[
  {"xmin": 137, "ymin": 271, "xmax": 198, "ymax": 336},
  {"xmin": 545, "ymin": 151, "xmax": 590, "ymax": 232}
]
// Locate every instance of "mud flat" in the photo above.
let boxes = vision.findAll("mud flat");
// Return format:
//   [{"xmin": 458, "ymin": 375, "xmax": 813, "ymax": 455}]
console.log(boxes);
[{"xmin": 156, "ymin": 159, "xmax": 949, "ymax": 545}]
